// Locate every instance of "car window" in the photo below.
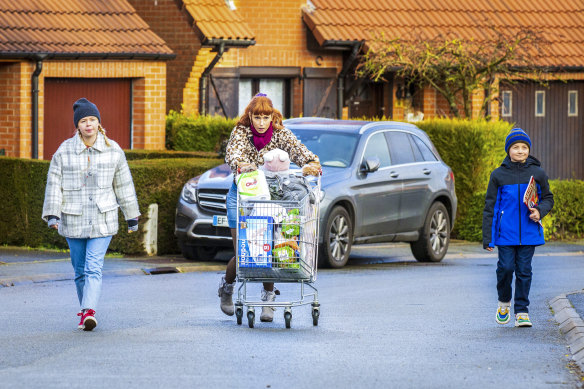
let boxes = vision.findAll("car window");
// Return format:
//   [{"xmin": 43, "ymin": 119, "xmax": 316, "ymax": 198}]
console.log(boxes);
[
  {"xmin": 409, "ymin": 135, "xmax": 424, "ymax": 162},
  {"xmin": 386, "ymin": 131, "xmax": 415, "ymax": 165},
  {"xmin": 362, "ymin": 132, "xmax": 391, "ymax": 168},
  {"xmin": 292, "ymin": 130, "xmax": 358, "ymax": 168},
  {"xmin": 411, "ymin": 135, "xmax": 438, "ymax": 162}
]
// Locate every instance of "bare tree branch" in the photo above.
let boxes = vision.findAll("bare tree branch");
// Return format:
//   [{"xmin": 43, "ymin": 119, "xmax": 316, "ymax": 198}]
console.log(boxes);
[{"xmin": 357, "ymin": 26, "xmax": 551, "ymax": 118}]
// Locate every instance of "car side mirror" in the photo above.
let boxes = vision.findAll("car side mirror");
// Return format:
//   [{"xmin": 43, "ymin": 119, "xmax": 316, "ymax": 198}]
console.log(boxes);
[{"xmin": 360, "ymin": 157, "xmax": 380, "ymax": 174}]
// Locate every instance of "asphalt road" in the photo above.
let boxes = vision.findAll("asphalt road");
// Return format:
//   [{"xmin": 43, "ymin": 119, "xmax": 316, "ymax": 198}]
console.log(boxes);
[{"xmin": 0, "ymin": 243, "xmax": 583, "ymax": 388}]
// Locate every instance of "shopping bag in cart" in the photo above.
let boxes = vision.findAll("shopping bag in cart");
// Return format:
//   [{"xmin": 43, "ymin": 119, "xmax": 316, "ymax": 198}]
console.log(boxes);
[{"xmin": 236, "ymin": 170, "xmax": 270, "ymax": 201}]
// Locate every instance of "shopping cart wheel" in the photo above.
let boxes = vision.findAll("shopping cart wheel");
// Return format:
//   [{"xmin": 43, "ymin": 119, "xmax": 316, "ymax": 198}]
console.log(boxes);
[
  {"xmin": 235, "ymin": 305, "xmax": 243, "ymax": 325},
  {"xmin": 284, "ymin": 308, "xmax": 292, "ymax": 329},
  {"xmin": 247, "ymin": 308, "xmax": 255, "ymax": 328},
  {"xmin": 311, "ymin": 304, "xmax": 320, "ymax": 326}
]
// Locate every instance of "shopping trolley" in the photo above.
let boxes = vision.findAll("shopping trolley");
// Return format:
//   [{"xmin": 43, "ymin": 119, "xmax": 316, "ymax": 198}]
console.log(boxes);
[{"xmin": 234, "ymin": 173, "xmax": 320, "ymax": 328}]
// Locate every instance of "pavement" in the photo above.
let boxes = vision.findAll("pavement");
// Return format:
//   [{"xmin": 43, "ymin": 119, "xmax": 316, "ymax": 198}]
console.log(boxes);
[{"xmin": 1, "ymin": 240, "xmax": 584, "ymax": 371}]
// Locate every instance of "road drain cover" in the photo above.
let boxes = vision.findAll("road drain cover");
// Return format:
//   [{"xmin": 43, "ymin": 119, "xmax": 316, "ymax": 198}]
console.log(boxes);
[{"xmin": 143, "ymin": 267, "xmax": 180, "ymax": 275}]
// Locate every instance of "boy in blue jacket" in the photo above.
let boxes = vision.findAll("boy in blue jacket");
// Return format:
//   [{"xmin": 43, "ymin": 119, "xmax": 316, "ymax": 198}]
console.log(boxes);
[{"xmin": 483, "ymin": 128, "xmax": 554, "ymax": 327}]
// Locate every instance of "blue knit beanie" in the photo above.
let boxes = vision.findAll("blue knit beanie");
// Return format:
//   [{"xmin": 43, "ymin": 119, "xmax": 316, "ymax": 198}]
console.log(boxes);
[
  {"xmin": 73, "ymin": 98, "xmax": 101, "ymax": 127},
  {"xmin": 505, "ymin": 128, "xmax": 531, "ymax": 153}
]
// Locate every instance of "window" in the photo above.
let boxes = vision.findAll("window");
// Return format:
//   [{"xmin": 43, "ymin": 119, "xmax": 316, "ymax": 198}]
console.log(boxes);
[
  {"xmin": 535, "ymin": 91, "xmax": 545, "ymax": 117},
  {"xmin": 569, "ymin": 90, "xmax": 578, "ymax": 117},
  {"xmin": 238, "ymin": 78, "xmax": 287, "ymax": 116},
  {"xmin": 501, "ymin": 90, "xmax": 512, "ymax": 117},
  {"xmin": 386, "ymin": 131, "xmax": 416, "ymax": 165},
  {"xmin": 292, "ymin": 130, "xmax": 358, "ymax": 168},
  {"xmin": 411, "ymin": 135, "xmax": 438, "ymax": 162},
  {"xmin": 362, "ymin": 132, "xmax": 391, "ymax": 168}
]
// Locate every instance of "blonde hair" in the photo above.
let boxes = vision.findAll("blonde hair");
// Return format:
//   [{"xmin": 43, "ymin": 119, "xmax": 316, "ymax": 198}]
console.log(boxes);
[
  {"xmin": 237, "ymin": 95, "xmax": 284, "ymax": 130},
  {"xmin": 76, "ymin": 123, "xmax": 111, "ymax": 146}
]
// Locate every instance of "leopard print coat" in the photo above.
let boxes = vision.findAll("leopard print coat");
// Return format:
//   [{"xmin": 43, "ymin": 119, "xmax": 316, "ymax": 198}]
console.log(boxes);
[{"xmin": 225, "ymin": 125, "xmax": 317, "ymax": 175}]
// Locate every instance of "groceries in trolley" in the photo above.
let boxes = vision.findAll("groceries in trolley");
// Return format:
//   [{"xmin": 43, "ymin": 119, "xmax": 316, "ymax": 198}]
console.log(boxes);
[
  {"xmin": 238, "ymin": 216, "xmax": 274, "ymax": 268},
  {"xmin": 236, "ymin": 170, "xmax": 270, "ymax": 201},
  {"xmin": 261, "ymin": 148, "xmax": 290, "ymax": 177},
  {"xmin": 237, "ymin": 158, "xmax": 316, "ymax": 271}
]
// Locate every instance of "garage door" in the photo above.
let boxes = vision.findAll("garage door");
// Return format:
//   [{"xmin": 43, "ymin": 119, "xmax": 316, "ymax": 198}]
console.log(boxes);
[{"xmin": 44, "ymin": 78, "xmax": 131, "ymax": 160}]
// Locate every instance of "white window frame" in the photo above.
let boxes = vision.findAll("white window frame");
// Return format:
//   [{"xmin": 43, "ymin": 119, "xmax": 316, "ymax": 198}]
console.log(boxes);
[
  {"xmin": 501, "ymin": 90, "xmax": 512, "ymax": 117},
  {"xmin": 568, "ymin": 90, "xmax": 578, "ymax": 117},
  {"xmin": 535, "ymin": 91, "xmax": 545, "ymax": 117}
]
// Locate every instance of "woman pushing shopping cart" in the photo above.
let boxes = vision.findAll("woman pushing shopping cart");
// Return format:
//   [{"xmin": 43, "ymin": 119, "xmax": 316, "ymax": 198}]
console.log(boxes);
[{"xmin": 217, "ymin": 93, "xmax": 322, "ymax": 328}]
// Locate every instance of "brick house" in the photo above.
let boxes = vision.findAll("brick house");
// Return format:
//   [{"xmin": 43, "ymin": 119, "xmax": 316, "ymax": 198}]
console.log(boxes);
[
  {"xmin": 136, "ymin": 0, "xmax": 582, "ymax": 179},
  {"xmin": 301, "ymin": 0, "xmax": 584, "ymax": 179},
  {"xmin": 129, "ymin": 0, "xmax": 344, "ymax": 119},
  {"xmin": 0, "ymin": 0, "xmax": 174, "ymax": 160}
]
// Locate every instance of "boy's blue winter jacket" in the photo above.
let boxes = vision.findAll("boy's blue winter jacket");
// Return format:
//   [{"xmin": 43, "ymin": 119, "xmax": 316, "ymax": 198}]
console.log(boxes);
[{"xmin": 482, "ymin": 155, "xmax": 554, "ymax": 248}]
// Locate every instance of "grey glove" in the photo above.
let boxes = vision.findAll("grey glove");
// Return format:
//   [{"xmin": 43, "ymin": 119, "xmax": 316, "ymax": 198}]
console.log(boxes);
[
  {"xmin": 127, "ymin": 217, "xmax": 139, "ymax": 233},
  {"xmin": 47, "ymin": 216, "xmax": 60, "ymax": 229}
]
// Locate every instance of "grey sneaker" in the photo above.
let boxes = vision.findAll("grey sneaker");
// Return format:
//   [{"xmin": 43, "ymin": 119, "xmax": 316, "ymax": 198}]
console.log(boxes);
[
  {"xmin": 260, "ymin": 288, "xmax": 276, "ymax": 322},
  {"xmin": 515, "ymin": 312, "xmax": 532, "ymax": 327},
  {"xmin": 218, "ymin": 276, "xmax": 235, "ymax": 316}
]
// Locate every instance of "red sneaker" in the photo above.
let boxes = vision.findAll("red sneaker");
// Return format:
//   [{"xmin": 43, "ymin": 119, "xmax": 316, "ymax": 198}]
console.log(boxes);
[
  {"xmin": 77, "ymin": 311, "xmax": 84, "ymax": 329},
  {"xmin": 80, "ymin": 309, "xmax": 97, "ymax": 331}
]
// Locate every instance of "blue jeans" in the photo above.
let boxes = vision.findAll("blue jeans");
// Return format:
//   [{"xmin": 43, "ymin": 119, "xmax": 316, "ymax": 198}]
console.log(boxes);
[
  {"xmin": 226, "ymin": 182, "xmax": 237, "ymax": 229},
  {"xmin": 66, "ymin": 236, "xmax": 113, "ymax": 310},
  {"xmin": 496, "ymin": 245, "xmax": 535, "ymax": 314}
]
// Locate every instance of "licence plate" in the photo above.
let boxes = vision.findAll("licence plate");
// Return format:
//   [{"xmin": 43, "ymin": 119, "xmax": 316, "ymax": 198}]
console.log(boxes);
[{"xmin": 212, "ymin": 215, "xmax": 229, "ymax": 227}]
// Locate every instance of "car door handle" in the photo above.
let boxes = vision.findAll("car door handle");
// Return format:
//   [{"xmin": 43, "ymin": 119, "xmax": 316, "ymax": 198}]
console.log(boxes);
[
  {"xmin": 390, "ymin": 172, "xmax": 399, "ymax": 178},
  {"xmin": 422, "ymin": 169, "xmax": 431, "ymax": 175}
]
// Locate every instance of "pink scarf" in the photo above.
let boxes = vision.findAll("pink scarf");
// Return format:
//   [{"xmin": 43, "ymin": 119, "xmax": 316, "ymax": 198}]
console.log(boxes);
[{"xmin": 250, "ymin": 122, "xmax": 273, "ymax": 151}]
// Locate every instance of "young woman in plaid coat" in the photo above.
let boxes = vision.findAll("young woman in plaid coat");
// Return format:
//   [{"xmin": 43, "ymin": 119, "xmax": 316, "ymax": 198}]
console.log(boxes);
[{"xmin": 42, "ymin": 98, "xmax": 140, "ymax": 331}]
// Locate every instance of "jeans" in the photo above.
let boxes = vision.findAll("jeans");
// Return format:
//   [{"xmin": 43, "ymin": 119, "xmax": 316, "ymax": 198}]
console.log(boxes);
[
  {"xmin": 66, "ymin": 236, "xmax": 113, "ymax": 310},
  {"xmin": 496, "ymin": 245, "xmax": 535, "ymax": 314}
]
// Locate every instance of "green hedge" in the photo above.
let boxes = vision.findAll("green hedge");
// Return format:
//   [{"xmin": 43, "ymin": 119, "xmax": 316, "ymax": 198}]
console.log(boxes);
[
  {"xmin": 124, "ymin": 149, "xmax": 219, "ymax": 160},
  {"xmin": 416, "ymin": 119, "xmax": 512, "ymax": 236},
  {"xmin": 455, "ymin": 180, "xmax": 584, "ymax": 242},
  {"xmin": 166, "ymin": 111, "xmax": 236, "ymax": 153},
  {"xmin": 0, "ymin": 156, "xmax": 222, "ymax": 254}
]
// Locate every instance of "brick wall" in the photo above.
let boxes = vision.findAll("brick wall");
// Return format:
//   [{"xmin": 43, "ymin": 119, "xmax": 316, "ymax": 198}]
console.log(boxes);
[
  {"xmin": 0, "ymin": 60, "xmax": 167, "ymax": 159},
  {"xmin": 159, "ymin": 0, "xmax": 344, "ymax": 117},
  {"xmin": 219, "ymin": 0, "xmax": 343, "ymax": 117},
  {"xmin": 127, "ymin": 0, "xmax": 199, "ymax": 113},
  {"xmin": 0, "ymin": 62, "xmax": 24, "ymax": 157}
]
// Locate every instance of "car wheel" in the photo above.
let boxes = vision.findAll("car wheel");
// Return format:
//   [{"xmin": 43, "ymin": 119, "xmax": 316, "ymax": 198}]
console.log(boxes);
[
  {"xmin": 178, "ymin": 240, "xmax": 218, "ymax": 261},
  {"xmin": 410, "ymin": 202, "xmax": 450, "ymax": 262},
  {"xmin": 319, "ymin": 206, "xmax": 352, "ymax": 268}
]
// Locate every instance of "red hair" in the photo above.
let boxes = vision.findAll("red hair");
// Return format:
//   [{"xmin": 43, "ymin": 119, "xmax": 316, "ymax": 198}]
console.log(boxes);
[{"xmin": 237, "ymin": 95, "xmax": 284, "ymax": 129}]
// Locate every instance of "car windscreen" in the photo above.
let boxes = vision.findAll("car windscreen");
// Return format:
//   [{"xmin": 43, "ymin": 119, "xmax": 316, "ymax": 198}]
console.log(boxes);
[{"xmin": 290, "ymin": 129, "xmax": 359, "ymax": 168}]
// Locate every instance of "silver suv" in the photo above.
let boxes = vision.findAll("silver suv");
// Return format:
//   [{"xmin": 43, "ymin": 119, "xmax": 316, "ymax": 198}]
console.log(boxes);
[{"xmin": 175, "ymin": 118, "xmax": 457, "ymax": 268}]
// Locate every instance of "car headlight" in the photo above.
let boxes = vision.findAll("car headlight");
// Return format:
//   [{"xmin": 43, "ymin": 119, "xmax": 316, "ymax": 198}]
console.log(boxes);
[
  {"xmin": 319, "ymin": 189, "xmax": 326, "ymax": 202},
  {"xmin": 181, "ymin": 177, "xmax": 200, "ymax": 204}
]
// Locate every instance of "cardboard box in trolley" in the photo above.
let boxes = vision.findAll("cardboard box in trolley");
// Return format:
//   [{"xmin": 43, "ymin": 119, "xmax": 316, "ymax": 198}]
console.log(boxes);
[{"xmin": 238, "ymin": 216, "xmax": 274, "ymax": 268}]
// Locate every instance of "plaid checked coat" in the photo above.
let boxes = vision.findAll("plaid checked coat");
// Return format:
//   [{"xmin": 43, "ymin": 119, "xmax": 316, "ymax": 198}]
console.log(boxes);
[{"xmin": 42, "ymin": 132, "xmax": 140, "ymax": 238}]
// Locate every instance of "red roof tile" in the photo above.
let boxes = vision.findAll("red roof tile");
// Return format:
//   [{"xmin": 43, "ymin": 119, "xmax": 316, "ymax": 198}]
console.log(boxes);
[
  {"xmin": 183, "ymin": 0, "xmax": 254, "ymax": 44},
  {"xmin": 302, "ymin": 0, "xmax": 584, "ymax": 67},
  {"xmin": 0, "ymin": 0, "xmax": 173, "ymax": 58}
]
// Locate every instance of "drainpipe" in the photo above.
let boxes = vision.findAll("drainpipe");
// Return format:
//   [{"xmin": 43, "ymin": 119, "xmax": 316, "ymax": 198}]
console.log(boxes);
[
  {"xmin": 31, "ymin": 55, "xmax": 46, "ymax": 159},
  {"xmin": 199, "ymin": 41, "xmax": 226, "ymax": 116},
  {"xmin": 337, "ymin": 42, "xmax": 361, "ymax": 119}
]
